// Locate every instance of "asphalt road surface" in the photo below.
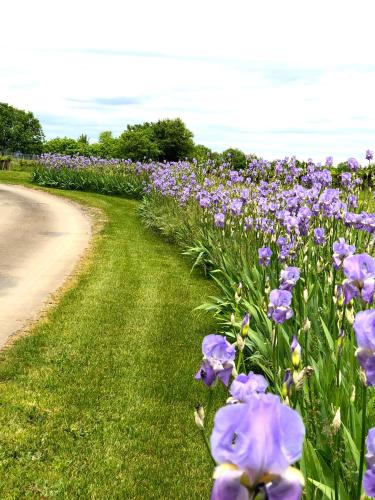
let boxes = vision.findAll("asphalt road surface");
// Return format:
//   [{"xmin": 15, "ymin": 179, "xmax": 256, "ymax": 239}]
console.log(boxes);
[{"xmin": 0, "ymin": 184, "xmax": 91, "ymax": 346}]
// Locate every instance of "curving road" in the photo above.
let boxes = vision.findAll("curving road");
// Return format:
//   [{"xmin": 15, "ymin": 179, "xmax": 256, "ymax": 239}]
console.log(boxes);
[{"xmin": 0, "ymin": 184, "xmax": 91, "ymax": 346}]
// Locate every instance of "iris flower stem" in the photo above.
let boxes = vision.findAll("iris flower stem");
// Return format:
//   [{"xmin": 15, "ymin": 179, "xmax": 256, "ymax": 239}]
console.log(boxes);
[
  {"xmin": 356, "ymin": 385, "xmax": 367, "ymax": 500},
  {"xmin": 272, "ymin": 326, "xmax": 278, "ymax": 385},
  {"xmin": 200, "ymin": 429, "xmax": 216, "ymax": 466},
  {"xmin": 236, "ymin": 350, "xmax": 244, "ymax": 373},
  {"xmin": 330, "ymin": 268, "xmax": 337, "ymax": 331},
  {"xmin": 333, "ymin": 423, "xmax": 341, "ymax": 500}
]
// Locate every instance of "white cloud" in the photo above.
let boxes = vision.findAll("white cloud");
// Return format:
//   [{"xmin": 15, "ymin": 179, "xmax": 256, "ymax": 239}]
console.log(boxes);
[{"xmin": 1, "ymin": 0, "xmax": 375, "ymax": 161}]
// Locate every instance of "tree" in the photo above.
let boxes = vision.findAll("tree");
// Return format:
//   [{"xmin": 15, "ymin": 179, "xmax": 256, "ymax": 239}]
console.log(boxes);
[
  {"xmin": 222, "ymin": 148, "xmax": 247, "ymax": 170},
  {"xmin": 191, "ymin": 144, "xmax": 213, "ymax": 163},
  {"xmin": 152, "ymin": 118, "xmax": 194, "ymax": 161},
  {"xmin": 77, "ymin": 133, "xmax": 89, "ymax": 144},
  {"xmin": 0, "ymin": 102, "xmax": 44, "ymax": 154},
  {"xmin": 97, "ymin": 131, "xmax": 119, "ymax": 158},
  {"xmin": 44, "ymin": 137, "xmax": 82, "ymax": 155},
  {"xmin": 117, "ymin": 127, "xmax": 160, "ymax": 161}
]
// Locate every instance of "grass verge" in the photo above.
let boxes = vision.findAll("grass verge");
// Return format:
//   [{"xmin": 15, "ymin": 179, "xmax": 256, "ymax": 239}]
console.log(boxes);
[{"xmin": 0, "ymin": 171, "xmax": 224, "ymax": 498}]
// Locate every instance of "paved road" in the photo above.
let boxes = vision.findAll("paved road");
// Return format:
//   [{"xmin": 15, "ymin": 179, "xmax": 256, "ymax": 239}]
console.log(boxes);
[{"xmin": 0, "ymin": 184, "xmax": 91, "ymax": 346}]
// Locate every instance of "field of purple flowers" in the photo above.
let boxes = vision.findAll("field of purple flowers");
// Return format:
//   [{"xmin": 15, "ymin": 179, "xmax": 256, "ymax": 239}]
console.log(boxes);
[{"xmin": 33, "ymin": 152, "xmax": 375, "ymax": 499}]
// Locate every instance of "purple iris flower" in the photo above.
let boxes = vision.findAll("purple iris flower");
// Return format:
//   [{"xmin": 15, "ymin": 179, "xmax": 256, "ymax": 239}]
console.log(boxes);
[
  {"xmin": 366, "ymin": 150, "xmax": 374, "ymax": 162},
  {"xmin": 332, "ymin": 238, "xmax": 355, "ymax": 270},
  {"xmin": 342, "ymin": 254, "xmax": 375, "ymax": 304},
  {"xmin": 229, "ymin": 372, "xmax": 268, "ymax": 403},
  {"xmin": 353, "ymin": 309, "xmax": 375, "ymax": 386},
  {"xmin": 280, "ymin": 267, "xmax": 300, "ymax": 291},
  {"xmin": 230, "ymin": 199, "xmax": 243, "ymax": 216},
  {"xmin": 363, "ymin": 428, "xmax": 375, "ymax": 497},
  {"xmin": 341, "ymin": 172, "xmax": 352, "ymax": 188},
  {"xmin": 276, "ymin": 236, "xmax": 287, "ymax": 247},
  {"xmin": 314, "ymin": 227, "xmax": 326, "ymax": 246},
  {"xmin": 268, "ymin": 289, "xmax": 293, "ymax": 324},
  {"xmin": 210, "ymin": 394, "xmax": 305, "ymax": 499},
  {"xmin": 244, "ymin": 216, "xmax": 253, "ymax": 231},
  {"xmin": 326, "ymin": 156, "xmax": 333, "ymax": 167},
  {"xmin": 195, "ymin": 334, "xmax": 235, "ymax": 387},
  {"xmin": 199, "ymin": 196, "xmax": 211, "ymax": 208},
  {"xmin": 214, "ymin": 212, "xmax": 225, "ymax": 229},
  {"xmin": 347, "ymin": 194, "xmax": 357, "ymax": 208},
  {"xmin": 258, "ymin": 247, "xmax": 272, "ymax": 267},
  {"xmin": 347, "ymin": 157, "xmax": 359, "ymax": 171}
]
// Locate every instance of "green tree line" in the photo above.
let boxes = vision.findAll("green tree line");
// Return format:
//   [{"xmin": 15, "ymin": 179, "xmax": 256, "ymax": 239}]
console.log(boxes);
[{"xmin": 0, "ymin": 102, "xmax": 249, "ymax": 167}]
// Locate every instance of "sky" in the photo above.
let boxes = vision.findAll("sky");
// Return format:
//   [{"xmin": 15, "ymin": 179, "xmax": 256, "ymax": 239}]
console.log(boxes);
[{"xmin": 1, "ymin": 0, "xmax": 375, "ymax": 162}]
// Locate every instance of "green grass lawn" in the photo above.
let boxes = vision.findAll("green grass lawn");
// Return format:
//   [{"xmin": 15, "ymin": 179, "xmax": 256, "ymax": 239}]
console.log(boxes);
[{"xmin": 0, "ymin": 171, "xmax": 225, "ymax": 498}]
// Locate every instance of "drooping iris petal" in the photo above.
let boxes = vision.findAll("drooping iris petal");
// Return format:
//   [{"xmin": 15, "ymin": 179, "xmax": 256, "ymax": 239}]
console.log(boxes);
[
  {"xmin": 363, "ymin": 469, "xmax": 375, "ymax": 497},
  {"xmin": 267, "ymin": 469, "xmax": 304, "ymax": 500},
  {"xmin": 354, "ymin": 310, "xmax": 375, "ymax": 352},
  {"xmin": 195, "ymin": 359, "xmax": 216, "ymax": 386},
  {"xmin": 211, "ymin": 467, "xmax": 248, "ymax": 500},
  {"xmin": 354, "ymin": 310, "xmax": 375, "ymax": 386},
  {"xmin": 363, "ymin": 428, "xmax": 375, "ymax": 497}
]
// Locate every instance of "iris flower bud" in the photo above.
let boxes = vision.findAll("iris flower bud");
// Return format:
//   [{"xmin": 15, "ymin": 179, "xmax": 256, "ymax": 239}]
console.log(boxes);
[
  {"xmin": 332, "ymin": 408, "xmax": 341, "ymax": 433},
  {"xmin": 235, "ymin": 283, "xmax": 242, "ymax": 304},
  {"xmin": 291, "ymin": 335, "xmax": 302, "ymax": 369},
  {"xmin": 337, "ymin": 329, "xmax": 345, "ymax": 354},
  {"xmin": 236, "ymin": 334, "xmax": 245, "ymax": 352},
  {"xmin": 282, "ymin": 369, "xmax": 294, "ymax": 398},
  {"xmin": 194, "ymin": 404, "xmax": 205, "ymax": 430},
  {"xmin": 241, "ymin": 313, "xmax": 250, "ymax": 337},
  {"xmin": 303, "ymin": 317, "xmax": 311, "ymax": 332}
]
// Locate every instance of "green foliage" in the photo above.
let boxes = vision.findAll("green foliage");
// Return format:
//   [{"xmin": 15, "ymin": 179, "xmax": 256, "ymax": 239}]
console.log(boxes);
[
  {"xmin": 43, "ymin": 134, "xmax": 120, "ymax": 159},
  {"xmin": 117, "ymin": 126, "xmax": 161, "ymax": 161},
  {"xmin": 221, "ymin": 147, "xmax": 247, "ymax": 170},
  {"xmin": 117, "ymin": 118, "xmax": 194, "ymax": 161},
  {"xmin": 0, "ymin": 155, "xmax": 11, "ymax": 170},
  {"xmin": 191, "ymin": 144, "xmax": 213, "ymax": 163},
  {"xmin": 0, "ymin": 102, "xmax": 44, "ymax": 154},
  {"xmin": 43, "ymin": 137, "xmax": 87, "ymax": 155},
  {"xmin": 77, "ymin": 133, "xmax": 89, "ymax": 144},
  {"xmin": 32, "ymin": 165, "xmax": 146, "ymax": 198},
  {"xmin": 152, "ymin": 118, "xmax": 194, "ymax": 161}
]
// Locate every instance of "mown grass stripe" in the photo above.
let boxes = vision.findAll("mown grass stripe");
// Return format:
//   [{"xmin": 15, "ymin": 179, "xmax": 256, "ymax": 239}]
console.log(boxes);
[{"xmin": 0, "ymin": 172, "xmax": 224, "ymax": 498}]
